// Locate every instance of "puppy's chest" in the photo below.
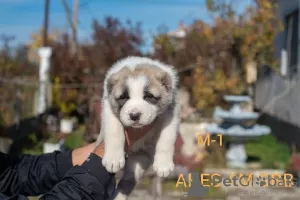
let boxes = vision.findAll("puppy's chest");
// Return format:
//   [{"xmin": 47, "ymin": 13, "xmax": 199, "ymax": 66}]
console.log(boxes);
[{"xmin": 129, "ymin": 131, "xmax": 159, "ymax": 154}]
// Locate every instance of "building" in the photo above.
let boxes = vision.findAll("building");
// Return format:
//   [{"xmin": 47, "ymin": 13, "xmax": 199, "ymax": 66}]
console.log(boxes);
[
  {"xmin": 167, "ymin": 21, "xmax": 188, "ymax": 39},
  {"xmin": 255, "ymin": 0, "xmax": 300, "ymax": 148},
  {"xmin": 152, "ymin": 21, "xmax": 191, "ymax": 53}
]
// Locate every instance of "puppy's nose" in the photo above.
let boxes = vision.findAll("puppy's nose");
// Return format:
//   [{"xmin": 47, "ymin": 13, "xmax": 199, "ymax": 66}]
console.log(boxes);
[{"xmin": 129, "ymin": 112, "xmax": 141, "ymax": 121}]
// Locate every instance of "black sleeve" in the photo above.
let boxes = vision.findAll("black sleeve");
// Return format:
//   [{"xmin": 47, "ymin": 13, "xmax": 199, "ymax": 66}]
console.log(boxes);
[
  {"xmin": 40, "ymin": 153, "xmax": 116, "ymax": 200},
  {"xmin": 0, "ymin": 152, "xmax": 116, "ymax": 200},
  {"xmin": 0, "ymin": 151, "xmax": 73, "ymax": 196},
  {"xmin": 0, "ymin": 193, "xmax": 30, "ymax": 200}
]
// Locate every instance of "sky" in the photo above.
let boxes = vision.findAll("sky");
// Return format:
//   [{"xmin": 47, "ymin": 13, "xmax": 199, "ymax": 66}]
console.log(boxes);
[{"xmin": 0, "ymin": 0, "xmax": 252, "ymax": 52}]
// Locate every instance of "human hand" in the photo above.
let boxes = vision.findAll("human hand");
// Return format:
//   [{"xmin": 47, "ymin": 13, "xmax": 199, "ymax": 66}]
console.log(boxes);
[
  {"xmin": 71, "ymin": 126, "xmax": 149, "ymax": 167},
  {"xmin": 72, "ymin": 142, "xmax": 97, "ymax": 166},
  {"xmin": 93, "ymin": 124, "xmax": 153, "ymax": 158}
]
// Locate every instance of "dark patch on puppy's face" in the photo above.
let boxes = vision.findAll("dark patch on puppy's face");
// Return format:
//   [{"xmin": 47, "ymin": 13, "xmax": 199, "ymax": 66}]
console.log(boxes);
[
  {"xmin": 155, "ymin": 71, "xmax": 173, "ymax": 92},
  {"xmin": 116, "ymin": 88, "xmax": 129, "ymax": 107},
  {"xmin": 106, "ymin": 68, "xmax": 131, "ymax": 117},
  {"xmin": 108, "ymin": 85, "xmax": 129, "ymax": 117},
  {"xmin": 143, "ymin": 90, "xmax": 160, "ymax": 105}
]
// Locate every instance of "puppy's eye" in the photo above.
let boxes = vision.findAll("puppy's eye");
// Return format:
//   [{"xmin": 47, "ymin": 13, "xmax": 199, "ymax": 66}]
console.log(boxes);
[
  {"xmin": 118, "ymin": 92, "xmax": 129, "ymax": 100},
  {"xmin": 144, "ymin": 91, "xmax": 160, "ymax": 104},
  {"xmin": 117, "ymin": 91, "xmax": 129, "ymax": 106}
]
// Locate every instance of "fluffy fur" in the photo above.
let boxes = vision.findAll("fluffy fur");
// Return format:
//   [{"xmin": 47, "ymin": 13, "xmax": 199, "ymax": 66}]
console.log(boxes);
[{"xmin": 96, "ymin": 56, "xmax": 180, "ymax": 200}]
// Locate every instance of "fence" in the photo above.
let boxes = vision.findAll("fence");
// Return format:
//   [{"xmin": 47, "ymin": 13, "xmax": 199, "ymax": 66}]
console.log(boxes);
[
  {"xmin": 0, "ymin": 75, "xmax": 105, "ymax": 119},
  {"xmin": 0, "ymin": 77, "xmax": 39, "ymax": 128}
]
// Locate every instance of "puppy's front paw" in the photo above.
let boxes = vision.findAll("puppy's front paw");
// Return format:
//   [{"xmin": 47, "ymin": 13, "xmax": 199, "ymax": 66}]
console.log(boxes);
[
  {"xmin": 113, "ymin": 192, "xmax": 128, "ymax": 200},
  {"xmin": 102, "ymin": 151, "xmax": 125, "ymax": 173},
  {"xmin": 153, "ymin": 156, "xmax": 174, "ymax": 178}
]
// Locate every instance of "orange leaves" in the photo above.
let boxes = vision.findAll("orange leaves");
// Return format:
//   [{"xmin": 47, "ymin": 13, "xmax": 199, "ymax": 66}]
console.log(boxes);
[
  {"xmin": 205, "ymin": 0, "xmax": 281, "ymax": 65},
  {"xmin": 28, "ymin": 29, "xmax": 59, "ymax": 62},
  {"xmin": 155, "ymin": 0, "xmax": 281, "ymax": 109},
  {"xmin": 232, "ymin": 0, "xmax": 282, "ymax": 65},
  {"xmin": 206, "ymin": 0, "xmax": 215, "ymax": 11},
  {"xmin": 202, "ymin": 25, "xmax": 214, "ymax": 42},
  {"xmin": 192, "ymin": 67, "xmax": 243, "ymax": 109}
]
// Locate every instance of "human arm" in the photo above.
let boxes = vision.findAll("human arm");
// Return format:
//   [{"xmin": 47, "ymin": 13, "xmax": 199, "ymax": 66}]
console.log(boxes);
[
  {"xmin": 0, "ymin": 143, "xmax": 115, "ymax": 200},
  {"xmin": 0, "ymin": 142, "xmax": 97, "ymax": 196},
  {"xmin": 0, "ymin": 150, "xmax": 73, "ymax": 200},
  {"xmin": 0, "ymin": 150, "xmax": 73, "ymax": 196},
  {"xmin": 0, "ymin": 126, "xmax": 150, "ymax": 200},
  {"xmin": 39, "ymin": 150, "xmax": 115, "ymax": 200}
]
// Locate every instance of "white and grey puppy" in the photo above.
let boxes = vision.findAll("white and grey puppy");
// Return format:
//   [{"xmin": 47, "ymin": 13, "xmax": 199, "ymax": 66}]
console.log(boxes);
[{"xmin": 96, "ymin": 56, "xmax": 180, "ymax": 200}]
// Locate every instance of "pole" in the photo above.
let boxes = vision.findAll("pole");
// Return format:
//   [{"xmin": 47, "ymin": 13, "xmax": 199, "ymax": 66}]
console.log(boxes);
[
  {"xmin": 61, "ymin": 0, "xmax": 78, "ymax": 55},
  {"xmin": 38, "ymin": 47, "xmax": 52, "ymax": 114},
  {"xmin": 43, "ymin": 0, "xmax": 50, "ymax": 47},
  {"xmin": 72, "ymin": 0, "xmax": 79, "ymax": 55}
]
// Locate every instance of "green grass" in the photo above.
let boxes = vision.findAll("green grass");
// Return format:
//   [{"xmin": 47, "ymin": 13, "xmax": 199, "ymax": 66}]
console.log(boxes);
[
  {"xmin": 22, "ymin": 132, "xmax": 44, "ymax": 155},
  {"xmin": 21, "ymin": 125, "xmax": 86, "ymax": 155},
  {"xmin": 245, "ymin": 134, "xmax": 291, "ymax": 169},
  {"xmin": 64, "ymin": 125, "xmax": 86, "ymax": 149}
]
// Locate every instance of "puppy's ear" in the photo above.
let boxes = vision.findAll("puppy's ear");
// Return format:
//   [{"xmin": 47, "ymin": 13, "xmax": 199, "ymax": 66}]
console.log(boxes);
[{"xmin": 157, "ymin": 71, "xmax": 172, "ymax": 92}]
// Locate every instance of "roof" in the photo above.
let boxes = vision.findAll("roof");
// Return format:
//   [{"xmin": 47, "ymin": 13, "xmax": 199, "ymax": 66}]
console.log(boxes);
[{"xmin": 167, "ymin": 21, "xmax": 189, "ymax": 39}]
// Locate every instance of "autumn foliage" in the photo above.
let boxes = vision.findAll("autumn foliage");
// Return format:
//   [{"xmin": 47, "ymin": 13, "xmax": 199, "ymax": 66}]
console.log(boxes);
[
  {"xmin": 26, "ymin": 17, "xmax": 144, "ymax": 114},
  {"xmin": 0, "ymin": 0, "xmax": 282, "ymax": 118},
  {"xmin": 153, "ymin": 0, "xmax": 282, "ymax": 111}
]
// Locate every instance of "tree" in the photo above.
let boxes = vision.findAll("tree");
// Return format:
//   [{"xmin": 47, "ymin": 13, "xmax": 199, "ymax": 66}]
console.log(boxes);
[
  {"xmin": 49, "ymin": 17, "xmax": 143, "ymax": 84},
  {"xmin": 206, "ymin": 0, "xmax": 282, "ymax": 96},
  {"xmin": 192, "ymin": 66, "xmax": 243, "ymax": 111},
  {"xmin": 153, "ymin": 18, "xmax": 240, "ymax": 111},
  {"xmin": 27, "ymin": 29, "xmax": 59, "ymax": 63},
  {"xmin": 86, "ymin": 17, "xmax": 143, "ymax": 74},
  {"xmin": 206, "ymin": 0, "xmax": 237, "ymax": 19},
  {"xmin": 0, "ymin": 35, "xmax": 36, "ymax": 77},
  {"xmin": 235, "ymin": 0, "xmax": 282, "ymax": 67},
  {"xmin": 49, "ymin": 17, "xmax": 144, "ymax": 117},
  {"xmin": 153, "ymin": 0, "xmax": 282, "ymax": 111},
  {"xmin": 0, "ymin": 35, "xmax": 37, "ymax": 125}
]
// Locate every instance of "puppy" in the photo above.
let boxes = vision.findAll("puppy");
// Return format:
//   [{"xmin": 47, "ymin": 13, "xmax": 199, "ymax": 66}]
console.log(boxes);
[{"xmin": 96, "ymin": 56, "xmax": 180, "ymax": 200}]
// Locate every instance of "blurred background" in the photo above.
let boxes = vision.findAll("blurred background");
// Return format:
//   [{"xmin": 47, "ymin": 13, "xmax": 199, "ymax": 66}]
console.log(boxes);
[{"xmin": 0, "ymin": 0, "xmax": 300, "ymax": 199}]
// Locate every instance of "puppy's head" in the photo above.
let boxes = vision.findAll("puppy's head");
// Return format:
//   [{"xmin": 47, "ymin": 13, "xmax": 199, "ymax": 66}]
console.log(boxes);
[{"xmin": 106, "ymin": 64, "xmax": 174, "ymax": 128}]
